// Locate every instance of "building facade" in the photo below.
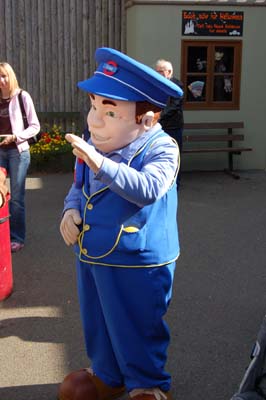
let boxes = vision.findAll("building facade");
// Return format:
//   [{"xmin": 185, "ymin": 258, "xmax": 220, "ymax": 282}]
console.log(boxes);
[{"xmin": 126, "ymin": 0, "xmax": 266, "ymax": 171}]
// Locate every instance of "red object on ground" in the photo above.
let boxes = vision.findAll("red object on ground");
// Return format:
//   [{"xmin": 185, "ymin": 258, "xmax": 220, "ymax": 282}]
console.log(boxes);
[{"xmin": 0, "ymin": 193, "xmax": 13, "ymax": 300}]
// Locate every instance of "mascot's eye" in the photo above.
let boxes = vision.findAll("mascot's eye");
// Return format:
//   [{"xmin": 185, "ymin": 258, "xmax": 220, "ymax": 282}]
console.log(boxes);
[{"xmin": 106, "ymin": 111, "xmax": 116, "ymax": 118}]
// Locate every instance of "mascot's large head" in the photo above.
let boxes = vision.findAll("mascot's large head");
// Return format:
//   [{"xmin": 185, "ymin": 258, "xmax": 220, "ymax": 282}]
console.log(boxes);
[{"xmin": 77, "ymin": 47, "xmax": 183, "ymax": 153}]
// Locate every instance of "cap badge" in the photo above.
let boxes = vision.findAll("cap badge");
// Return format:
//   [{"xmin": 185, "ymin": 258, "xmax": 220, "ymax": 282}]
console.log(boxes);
[{"xmin": 103, "ymin": 61, "xmax": 118, "ymax": 76}]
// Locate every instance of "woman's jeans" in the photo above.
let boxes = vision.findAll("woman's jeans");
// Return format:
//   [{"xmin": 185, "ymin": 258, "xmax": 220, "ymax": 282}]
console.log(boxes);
[{"xmin": 0, "ymin": 147, "xmax": 30, "ymax": 243}]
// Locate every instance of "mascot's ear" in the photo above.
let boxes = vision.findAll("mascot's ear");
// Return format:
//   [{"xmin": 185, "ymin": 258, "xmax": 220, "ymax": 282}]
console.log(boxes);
[{"xmin": 142, "ymin": 111, "xmax": 155, "ymax": 131}]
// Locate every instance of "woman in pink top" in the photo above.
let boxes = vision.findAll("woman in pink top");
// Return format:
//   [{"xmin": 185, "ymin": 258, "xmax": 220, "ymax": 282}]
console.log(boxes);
[{"xmin": 0, "ymin": 62, "xmax": 40, "ymax": 252}]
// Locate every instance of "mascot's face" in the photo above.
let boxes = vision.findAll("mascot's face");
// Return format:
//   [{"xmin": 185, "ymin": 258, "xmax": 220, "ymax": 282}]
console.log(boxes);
[{"xmin": 87, "ymin": 94, "xmax": 147, "ymax": 153}]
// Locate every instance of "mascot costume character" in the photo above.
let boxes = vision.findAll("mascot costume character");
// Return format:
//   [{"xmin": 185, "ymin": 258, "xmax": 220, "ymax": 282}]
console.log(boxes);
[{"xmin": 59, "ymin": 47, "xmax": 183, "ymax": 400}]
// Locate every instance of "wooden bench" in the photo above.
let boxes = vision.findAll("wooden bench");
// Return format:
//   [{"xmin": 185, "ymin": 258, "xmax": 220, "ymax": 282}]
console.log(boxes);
[
  {"xmin": 182, "ymin": 122, "xmax": 252, "ymax": 178},
  {"xmin": 37, "ymin": 111, "xmax": 83, "ymax": 134}
]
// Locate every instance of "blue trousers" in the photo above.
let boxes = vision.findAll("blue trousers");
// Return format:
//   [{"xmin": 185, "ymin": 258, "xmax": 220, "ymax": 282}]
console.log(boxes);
[
  {"xmin": 0, "ymin": 148, "xmax": 30, "ymax": 243},
  {"xmin": 76, "ymin": 260, "xmax": 176, "ymax": 392}
]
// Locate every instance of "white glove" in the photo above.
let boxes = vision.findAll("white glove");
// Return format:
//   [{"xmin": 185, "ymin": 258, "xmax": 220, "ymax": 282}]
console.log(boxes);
[
  {"xmin": 224, "ymin": 78, "xmax": 232, "ymax": 93},
  {"xmin": 60, "ymin": 209, "xmax": 82, "ymax": 246}
]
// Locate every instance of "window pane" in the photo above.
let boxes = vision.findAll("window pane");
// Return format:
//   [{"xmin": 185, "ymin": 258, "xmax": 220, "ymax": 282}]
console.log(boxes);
[
  {"xmin": 187, "ymin": 76, "xmax": 206, "ymax": 102},
  {"xmin": 214, "ymin": 47, "xmax": 234, "ymax": 73},
  {"xmin": 188, "ymin": 46, "xmax": 207, "ymax": 73},
  {"xmin": 213, "ymin": 75, "xmax": 233, "ymax": 101}
]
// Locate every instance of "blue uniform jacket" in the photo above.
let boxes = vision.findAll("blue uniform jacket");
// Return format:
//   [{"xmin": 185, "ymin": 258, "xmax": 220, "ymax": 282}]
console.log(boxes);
[{"xmin": 64, "ymin": 124, "xmax": 180, "ymax": 267}]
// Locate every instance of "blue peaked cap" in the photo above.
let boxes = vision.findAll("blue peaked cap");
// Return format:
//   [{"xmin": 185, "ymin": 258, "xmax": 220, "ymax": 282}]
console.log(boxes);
[{"xmin": 78, "ymin": 47, "xmax": 183, "ymax": 108}]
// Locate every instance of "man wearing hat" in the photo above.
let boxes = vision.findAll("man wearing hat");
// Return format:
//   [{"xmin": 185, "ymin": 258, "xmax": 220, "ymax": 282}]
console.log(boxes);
[{"xmin": 59, "ymin": 47, "xmax": 183, "ymax": 400}]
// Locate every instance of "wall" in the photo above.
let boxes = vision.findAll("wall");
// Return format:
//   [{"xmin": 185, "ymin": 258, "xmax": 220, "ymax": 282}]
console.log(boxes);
[
  {"xmin": 126, "ymin": 4, "xmax": 266, "ymax": 171},
  {"xmin": 0, "ymin": 0, "xmax": 126, "ymax": 123}
]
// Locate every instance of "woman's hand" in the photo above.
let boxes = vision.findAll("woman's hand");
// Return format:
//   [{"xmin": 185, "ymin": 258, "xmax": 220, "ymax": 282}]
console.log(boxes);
[{"xmin": 0, "ymin": 135, "xmax": 16, "ymax": 146}]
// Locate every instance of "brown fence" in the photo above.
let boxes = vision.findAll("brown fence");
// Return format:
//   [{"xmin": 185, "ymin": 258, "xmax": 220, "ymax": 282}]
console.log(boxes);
[{"xmin": 0, "ymin": 0, "xmax": 126, "ymax": 127}]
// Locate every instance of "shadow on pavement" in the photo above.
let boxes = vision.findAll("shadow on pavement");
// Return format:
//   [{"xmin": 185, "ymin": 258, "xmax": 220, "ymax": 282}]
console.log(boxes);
[
  {"xmin": 1, "ymin": 171, "xmax": 266, "ymax": 400},
  {"xmin": 0, "ymin": 384, "xmax": 58, "ymax": 400}
]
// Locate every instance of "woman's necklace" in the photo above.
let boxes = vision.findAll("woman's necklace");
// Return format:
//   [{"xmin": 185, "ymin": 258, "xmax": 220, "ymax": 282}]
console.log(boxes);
[
  {"xmin": 1, "ymin": 96, "xmax": 10, "ymax": 103},
  {"xmin": 1, "ymin": 91, "xmax": 11, "ymax": 101}
]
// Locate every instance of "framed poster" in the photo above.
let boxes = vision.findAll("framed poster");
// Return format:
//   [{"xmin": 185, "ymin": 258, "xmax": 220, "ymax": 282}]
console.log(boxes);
[{"xmin": 182, "ymin": 10, "xmax": 244, "ymax": 37}]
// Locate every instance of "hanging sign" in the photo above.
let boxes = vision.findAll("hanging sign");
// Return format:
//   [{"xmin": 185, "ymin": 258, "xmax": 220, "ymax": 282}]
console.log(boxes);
[{"xmin": 182, "ymin": 10, "xmax": 244, "ymax": 37}]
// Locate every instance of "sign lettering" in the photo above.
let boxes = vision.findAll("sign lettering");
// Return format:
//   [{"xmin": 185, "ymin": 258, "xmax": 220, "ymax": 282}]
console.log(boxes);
[{"xmin": 182, "ymin": 10, "xmax": 244, "ymax": 36}]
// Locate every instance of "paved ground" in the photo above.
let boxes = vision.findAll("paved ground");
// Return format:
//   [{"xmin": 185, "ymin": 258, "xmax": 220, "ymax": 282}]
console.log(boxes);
[{"xmin": 1, "ymin": 170, "xmax": 266, "ymax": 400}]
